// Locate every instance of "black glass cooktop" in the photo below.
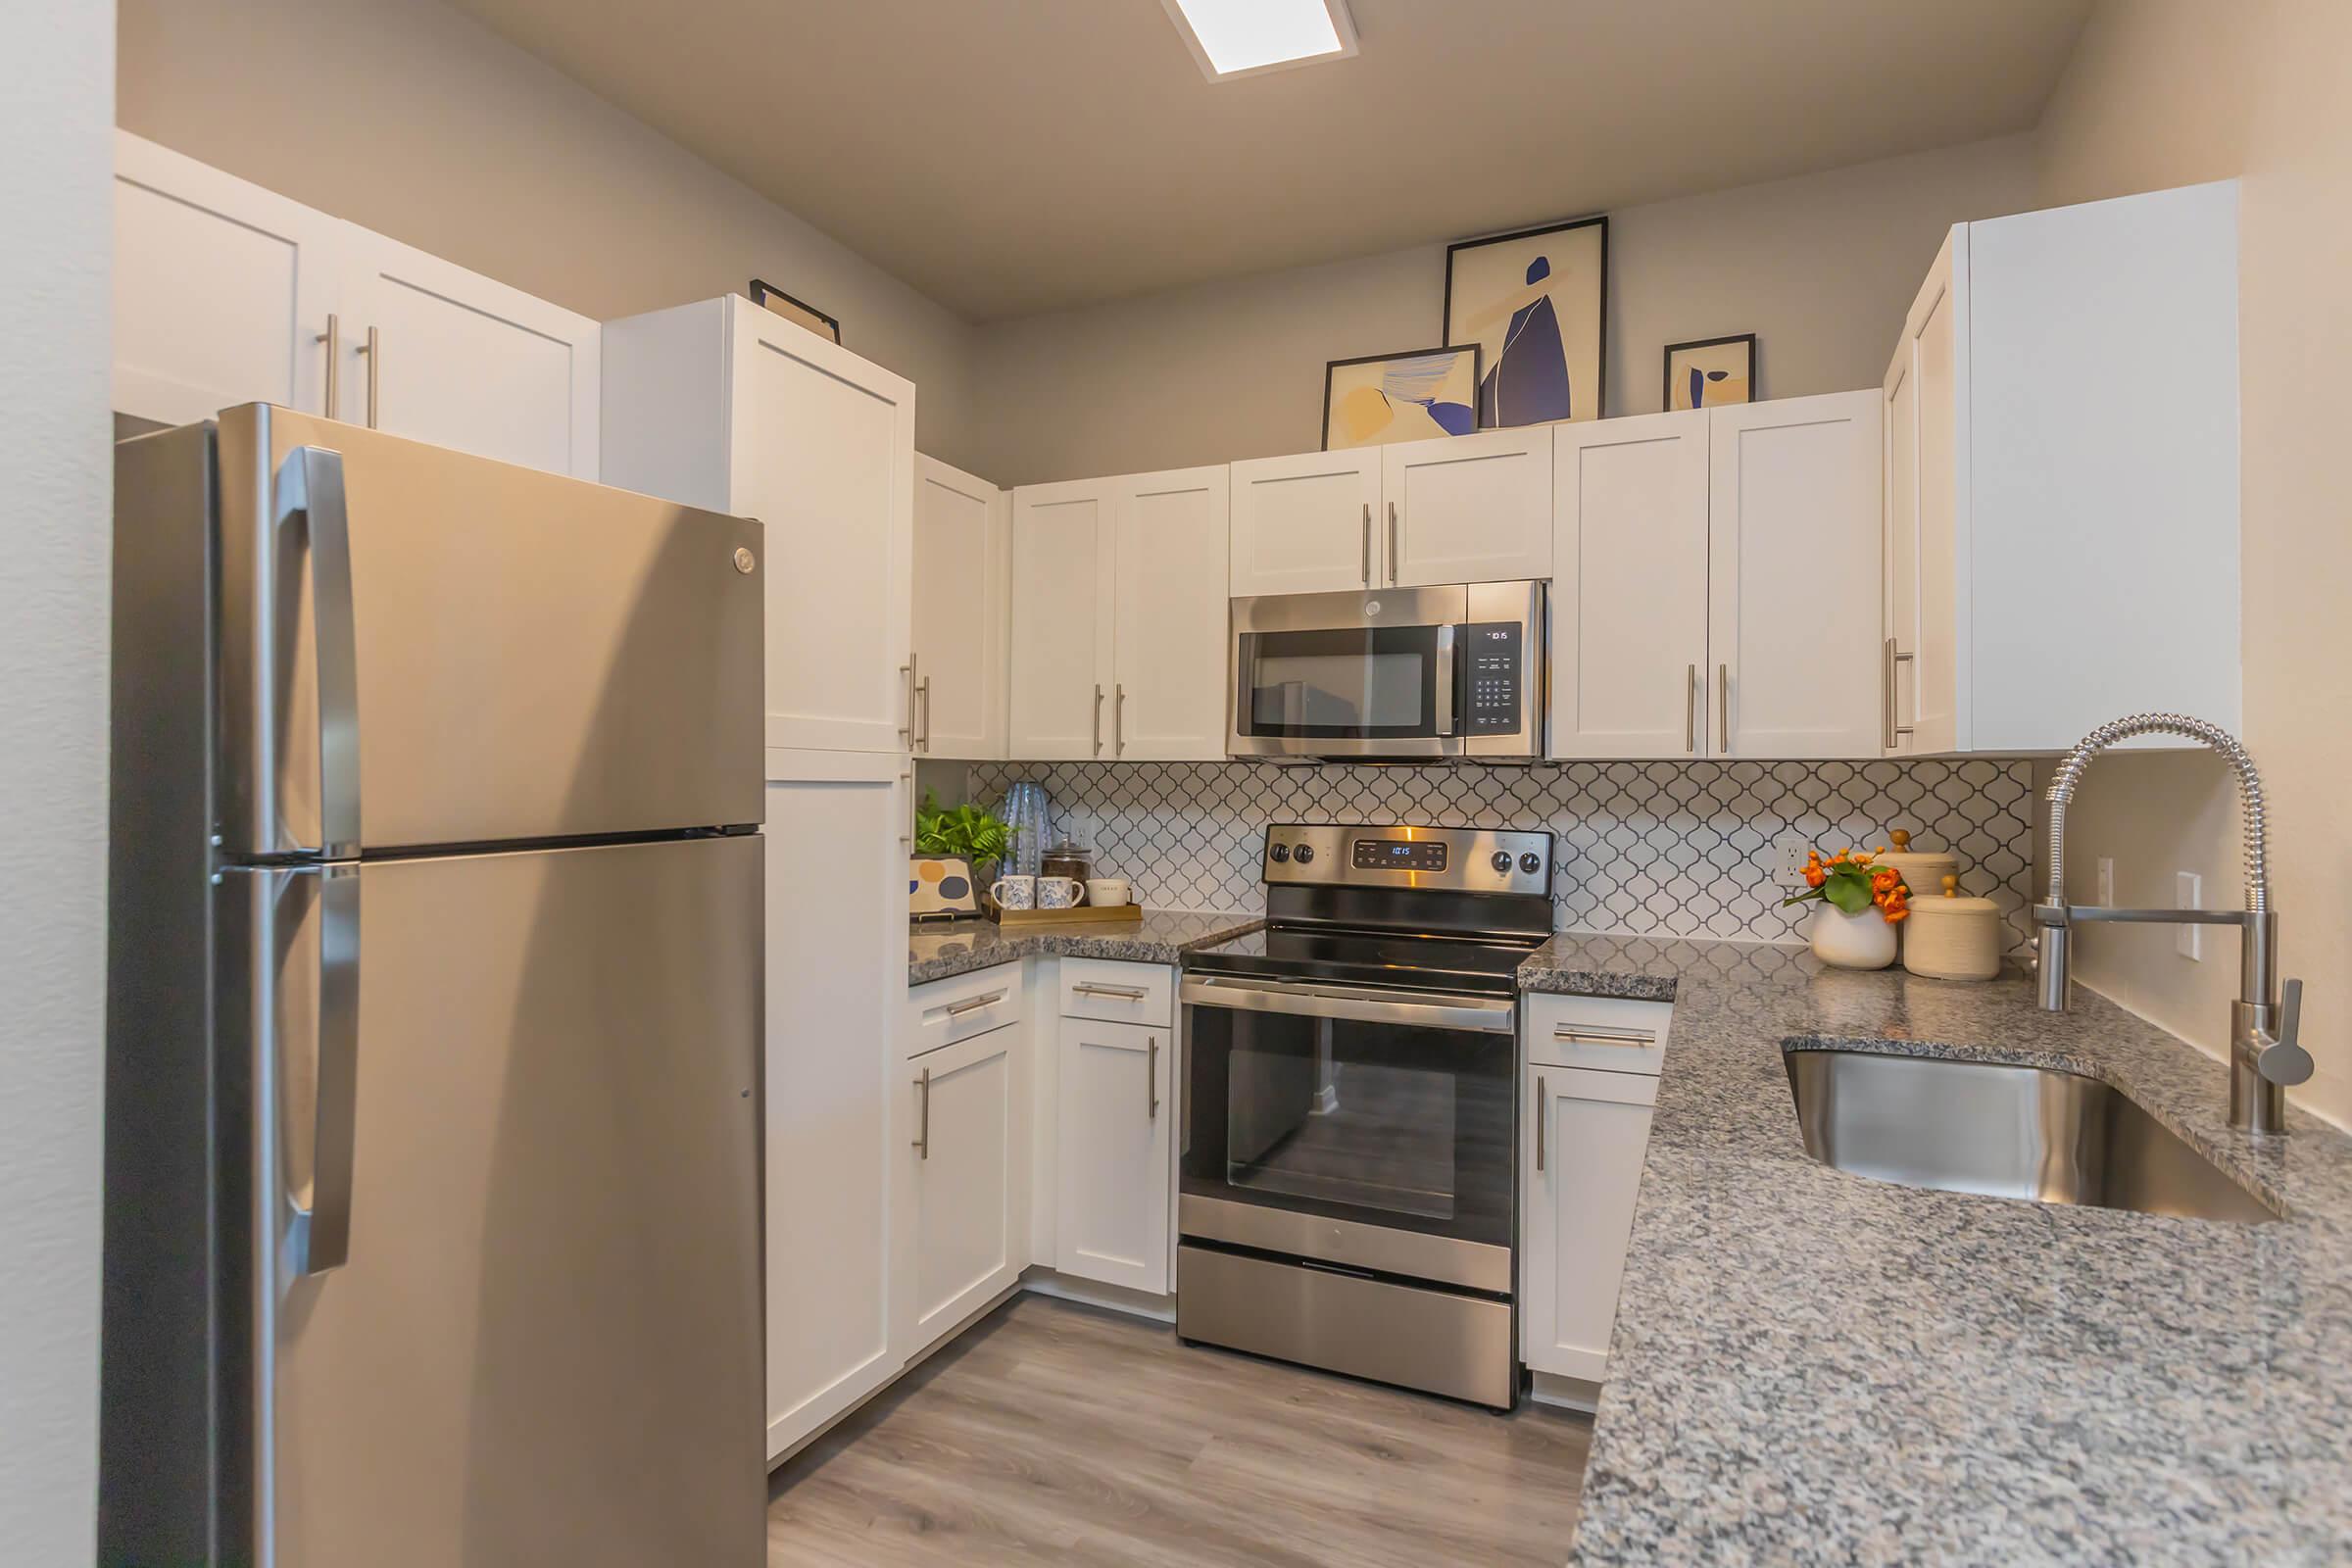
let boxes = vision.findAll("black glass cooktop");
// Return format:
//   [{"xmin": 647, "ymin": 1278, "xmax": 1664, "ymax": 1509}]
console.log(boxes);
[{"xmin": 1183, "ymin": 923, "xmax": 1544, "ymax": 998}]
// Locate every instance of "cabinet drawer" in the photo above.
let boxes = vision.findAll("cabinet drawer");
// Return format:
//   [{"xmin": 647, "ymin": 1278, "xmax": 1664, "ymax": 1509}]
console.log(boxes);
[
  {"xmin": 1058, "ymin": 957, "xmax": 1174, "ymax": 1027},
  {"xmin": 1524, "ymin": 994, "xmax": 1672, "ymax": 1075},
  {"xmin": 906, "ymin": 963, "xmax": 1025, "ymax": 1059}
]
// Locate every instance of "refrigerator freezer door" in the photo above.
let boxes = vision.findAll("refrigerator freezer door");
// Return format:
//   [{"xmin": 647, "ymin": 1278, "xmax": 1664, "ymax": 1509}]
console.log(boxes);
[
  {"xmin": 211, "ymin": 404, "xmax": 763, "ymax": 857},
  {"xmin": 236, "ymin": 835, "xmax": 763, "ymax": 1567}
]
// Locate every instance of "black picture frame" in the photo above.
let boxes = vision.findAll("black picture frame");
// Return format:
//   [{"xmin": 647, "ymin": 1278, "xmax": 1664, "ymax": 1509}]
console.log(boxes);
[
  {"xmin": 1661, "ymin": 332, "xmax": 1758, "ymax": 412},
  {"xmin": 1441, "ymin": 214, "xmax": 1609, "ymax": 422},
  {"xmin": 748, "ymin": 278, "xmax": 841, "ymax": 345},
  {"xmin": 1319, "ymin": 343, "xmax": 1483, "ymax": 451}
]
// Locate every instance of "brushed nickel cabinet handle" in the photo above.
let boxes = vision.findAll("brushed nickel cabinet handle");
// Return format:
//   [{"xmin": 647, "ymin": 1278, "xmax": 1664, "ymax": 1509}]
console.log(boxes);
[
  {"xmin": 316, "ymin": 314, "xmax": 341, "ymax": 419},
  {"xmin": 1716, "ymin": 663, "xmax": 1730, "ymax": 753},
  {"xmin": 1686, "ymin": 663, "xmax": 1697, "ymax": 753},
  {"xmin": 900, "ymin": 662, "xmax": 914, "ymax": 744},
  {"xmin": 912, "ymin": 1067, "xmax": 932, "ymax": 1159},
  {"xmin": 1092, "ymin": 683, "xmax": 1104, "ymax": 756},
  {"xmin": 1553, "ymin": 1024, "xmax": 1658, "ymax": 1048},
  {"xmin": 1115, "ymin": 683, "xmax": 1127, "ymax": 757},
  {"xmin": 1387, "ymin": 500, "xmax": 1399, "ymax": 585},
  {"xmin": 1883, "ymin": 637, "xmax": 1915, "ymax": 750},
  {"xmin": 1148, "ymin": 1036, "xmax": 1160, "ymax": 1120},
  {"xmin": 1073, "ymin": 981, "xmax": 1149, "ymax": 1000},
  {"xmin": 944, "ymin": 990, "xmax": 1006, "ymax": 1018},
  {"xmin": 1360, "ymin": 502, "xmax": 1372, "ymax": 586},
  {"xmin": 1535, "ymin": 1074, "xmax": 1546, "ymax": 1173},
  {"xmin": 356, "ymin": 325, "xmax": 380, "ymax": 428}
]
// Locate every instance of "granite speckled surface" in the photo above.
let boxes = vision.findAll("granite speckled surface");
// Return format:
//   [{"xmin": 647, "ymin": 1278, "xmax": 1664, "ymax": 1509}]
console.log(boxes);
[
  {"xmin": 907, "ymin": 909, "xmax": 1262, "ymax": 986},
  {"xmin": 1521, "ymin": 933, "xmax": 2352, "ymax": 1567}
]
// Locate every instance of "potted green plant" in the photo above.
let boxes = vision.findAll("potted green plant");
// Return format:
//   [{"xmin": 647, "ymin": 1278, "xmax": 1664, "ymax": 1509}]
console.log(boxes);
[{"xmin": 914, "ymin": 792, "xmax": 1015, "ymax": 889}]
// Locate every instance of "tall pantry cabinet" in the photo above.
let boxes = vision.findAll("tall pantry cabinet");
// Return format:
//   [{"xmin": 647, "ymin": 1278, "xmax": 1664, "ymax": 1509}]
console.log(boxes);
[{"xmin": 602, "ymin": 297, "xmax": 916, "ymax": 1462}]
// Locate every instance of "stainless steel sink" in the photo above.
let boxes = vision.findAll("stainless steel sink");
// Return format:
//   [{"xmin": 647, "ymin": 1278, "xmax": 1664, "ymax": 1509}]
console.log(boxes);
[{"xmin": 1784, "ymin": 1048, "xmax": 2281, "ymax": 1224}]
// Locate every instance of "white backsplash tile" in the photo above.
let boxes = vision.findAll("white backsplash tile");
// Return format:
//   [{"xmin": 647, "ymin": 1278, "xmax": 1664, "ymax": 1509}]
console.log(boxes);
[{"xmin": 967, "ymin": 759, "xmax": 2038, "ymax": 952}]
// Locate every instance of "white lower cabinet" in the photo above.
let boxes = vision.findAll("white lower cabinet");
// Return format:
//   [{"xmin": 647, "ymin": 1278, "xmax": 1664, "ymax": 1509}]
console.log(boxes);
[
  {"xmin": 1520, "ymin": 996, "xmax": 1671, "ymax": 1384},
  {"xmin": 1054, "ymin": 1016, "xmax": 1175, "ymax": 1295},
  {"xmin": 761, "ymin": 751, "xmax": 910, "ymax": 1462},
  {"xmin": 894, "ymin": 1020, "xmax": 1028, "ymax": 1357}
]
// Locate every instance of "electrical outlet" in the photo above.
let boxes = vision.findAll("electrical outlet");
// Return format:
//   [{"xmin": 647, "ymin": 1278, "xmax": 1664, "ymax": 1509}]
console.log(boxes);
[
  {"xmin": 1774, "ymin": 833, "xmax": 1813, "ymax": 892},
  {"xmin": 2096, "ymin": 857, "xmax": 2115, "ymax": 908},
  {"xmin": 2177, "ymin": 871, "xmax": 2201, "ymax": 959}
]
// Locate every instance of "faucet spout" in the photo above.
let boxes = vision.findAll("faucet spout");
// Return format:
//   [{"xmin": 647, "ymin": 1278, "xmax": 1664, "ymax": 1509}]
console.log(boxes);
[{"xmin": 2035, "ymin": 713, "xmax": 2303, "ymax": 1135}]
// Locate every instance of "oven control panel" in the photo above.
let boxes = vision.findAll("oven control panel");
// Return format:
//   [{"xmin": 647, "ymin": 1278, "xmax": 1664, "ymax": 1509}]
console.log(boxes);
[{"xmin": 1263, "ymin": 823, "xmax": 1552, "ymax": 896}]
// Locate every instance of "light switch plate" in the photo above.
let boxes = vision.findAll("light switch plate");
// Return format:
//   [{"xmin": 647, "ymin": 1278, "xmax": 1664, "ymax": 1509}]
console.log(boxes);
[
  {"xmin": 2096, "ymin": 858, "xmax": 2115, "ymax": 907},
  {"xmin": 2177, "ymin": 871, "xmax": 2201, "ymax": 959}
]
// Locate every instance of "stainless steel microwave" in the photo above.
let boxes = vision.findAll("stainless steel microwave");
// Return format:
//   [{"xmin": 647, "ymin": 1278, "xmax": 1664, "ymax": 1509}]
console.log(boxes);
[{"xmin": 1228, "ymin": 580, "xmax": 1546, "ymax": 761}]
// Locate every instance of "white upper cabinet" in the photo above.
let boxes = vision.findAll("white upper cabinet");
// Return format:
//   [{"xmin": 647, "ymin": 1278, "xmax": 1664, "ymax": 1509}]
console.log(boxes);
[
  {"xmin": 1228, "ymin": 449, "xmax": 1382, "ymax": 596},
  {"xmin": 113, "ymin": 131, "xmax": 340, "ymax": 427},
  {"xmin": 1886, "ymin": 182, "xmax": 2242, "ymax": 755},
  {"xmin": 1550, "ymin": 412, "xmax": 1711, "ymax": 759},
  {"xmin": 1111, "ymin": 466, "xmax": 1231, "ymax": 760},
  {"xmin": 603, "ymin": 296, "xmax": 916, "ymax": 756},
  {"xmin": 1707, "ymin": 391, "xmax": 1885, "ymax": 759},
  {"xmin": 1007, "ymin": 478, "xmax": 1115, "ymax": 760},
  {"xmin": 1383, "ymin": 427, "xmax": 1553, "ymax": 586},
  {"xmin": 911, "ymin": 455, "xmax": 1008, "ymax": 760},
  {"xmin": 1008, "ymin": 466, "xmax": 1231, "ymax": 762},
  {"xmin": 336, "ymin": 227, "xmax": 601, "ymax": 480},
  {"xmin": 113, "ymin": 131, "xmax": 599, "ymax": 480}
]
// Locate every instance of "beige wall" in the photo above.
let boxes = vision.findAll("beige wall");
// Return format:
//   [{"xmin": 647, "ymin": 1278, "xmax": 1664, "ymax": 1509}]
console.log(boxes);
[
  {"xmin": 2034, "ymin": 0, "xmax": 2352, "ymax": 1128},
  {"xmin": 116, "ymin": 0, "xmax": 987, "ymax": 472},
  {"xmin": 970, "ymin": 136, "xmax": 2035, "ymax": 487},
  {"xmin": 1, "ymin": 0, "xmax": 113, "ymax": 1557}
]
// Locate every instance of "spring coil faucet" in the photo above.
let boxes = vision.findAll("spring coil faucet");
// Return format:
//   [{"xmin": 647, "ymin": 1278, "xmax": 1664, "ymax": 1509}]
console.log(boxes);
[{"xmin": 2034, "ymin": 713, "xmax": 2309, "ymax": 1134}]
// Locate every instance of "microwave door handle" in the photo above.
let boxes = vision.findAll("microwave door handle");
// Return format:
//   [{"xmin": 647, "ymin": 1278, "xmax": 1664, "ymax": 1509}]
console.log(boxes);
[
  {"xmin": 1434, "ymin": 623, "xmax": 1459, "ymax": 739},
  {"xmin": 274, "ymin": 446, "xmax": 364, "ymax": 859}
]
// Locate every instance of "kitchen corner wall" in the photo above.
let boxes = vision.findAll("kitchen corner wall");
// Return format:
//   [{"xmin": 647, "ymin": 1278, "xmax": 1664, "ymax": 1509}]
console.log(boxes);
[{"xmin": 969, "ymin": 760, "xmax": 2038, "ymax": 953}]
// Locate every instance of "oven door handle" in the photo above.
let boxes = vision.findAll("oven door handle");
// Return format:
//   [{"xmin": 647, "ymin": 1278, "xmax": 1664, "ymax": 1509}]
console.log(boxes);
[{"xmin": 1180, "ymin": 975, "xmax": 1515, "ymax": 1035}]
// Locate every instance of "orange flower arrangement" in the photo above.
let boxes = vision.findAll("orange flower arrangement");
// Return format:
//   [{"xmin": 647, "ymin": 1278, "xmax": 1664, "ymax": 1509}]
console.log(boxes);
[{"xmin": 1784, "ymin": 844, "xmax": 1910, "ymax": 923}]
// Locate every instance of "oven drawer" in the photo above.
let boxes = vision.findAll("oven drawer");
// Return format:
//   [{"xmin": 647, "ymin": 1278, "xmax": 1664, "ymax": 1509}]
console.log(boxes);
[
  {"xmin": 1059, "ymin": 957, "xmax": 1173, "ymax": 1027},
  {"xmin": 906, "ymin": 964, "xmax": 1024, "ymax": 1059},
  {"xmin": 1524, "ymin": 994, "xmax": 1672, "ymax": 1075}
]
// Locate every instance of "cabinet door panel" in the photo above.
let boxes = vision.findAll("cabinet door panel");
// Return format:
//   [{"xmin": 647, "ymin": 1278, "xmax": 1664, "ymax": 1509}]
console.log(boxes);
[
  {"xmin": 897, "ymin": 1026, "xmax": 1023, "ymax": 1355},
  {"xmin": 1113, "ymin": 466, "xmax": 1231, "ymax": 760},
  {"xmin": 341, "ymin": 228, "xmax": 600, "ymax": 479},
  {"xmin": 1384, "ymin": 429, "xmax": 1553, "ymax": 586},
  {"xmin": 1228, "ymin": 450, "xmax": 1382, "ymax": 596},
  {"xmin": 1008, "ymin": 481, "xmax": 1113, "ymax": 760},
  {"xmin": 113, "ymin": 131, "xmax": 339, "ymax": 426},
  {"xmin": 1884, "ymin": 230, "xmax": 1962, "ymax": 756},
  {"xmin": 762, "ymin": 754, "xmax": 907, "ymax": 1459},
  {"xmin": 1707, "ymin": 392, "xmax": 1883, "ymax": 759},
  {"xmin": 1551, "ymin": 414, "xmax": 1710, "ymax": 758},
  {"xmin": 1520, "ymin": 1065, "xmax": 1657, "ymax": 1383},
  {"xmin": 734, "ymin": 309, "xmax": 916, "ymax": 754},
  {"xmin": 912, "ymin": 455, "xmax": 1007, "ymax": 760},
  {"xmin": 1056, "ymin": 1018, "xmax": 1172, "ymax": 1295}
]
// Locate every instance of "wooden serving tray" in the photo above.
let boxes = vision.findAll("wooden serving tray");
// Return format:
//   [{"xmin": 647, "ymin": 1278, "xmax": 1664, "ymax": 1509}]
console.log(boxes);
[{"xmin": 993, "ymin": 903, "xmax": 1143, "ymax": 929}]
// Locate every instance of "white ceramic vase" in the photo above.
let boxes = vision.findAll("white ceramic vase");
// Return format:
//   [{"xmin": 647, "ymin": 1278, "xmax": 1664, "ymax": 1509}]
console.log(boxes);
[{"xmin": 1809, "ymin": 902, "xmax": 1898, "ymax": 970}]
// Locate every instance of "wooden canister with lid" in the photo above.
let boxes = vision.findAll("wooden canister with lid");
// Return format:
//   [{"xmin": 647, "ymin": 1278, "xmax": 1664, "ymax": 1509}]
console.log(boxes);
[
  {"xmin": 1902, "ymin": 875, "xmax": 2004, "ymax": 980},
  {"xmin": 1879, "ymin": 829, "xmax": 1959, "ymax": 900}
]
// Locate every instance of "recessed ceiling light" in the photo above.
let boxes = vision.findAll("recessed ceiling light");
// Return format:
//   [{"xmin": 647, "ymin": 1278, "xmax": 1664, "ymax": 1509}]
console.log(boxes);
[{"xmin": 1160, "ymin": 0, "xmax": 1358, "ymax": 82}]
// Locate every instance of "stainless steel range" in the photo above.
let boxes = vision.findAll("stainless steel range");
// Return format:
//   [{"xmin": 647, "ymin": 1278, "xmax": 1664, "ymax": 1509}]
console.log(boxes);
[{"xmin": 1176, "ymin": 822, "xmax": 1553, "ymax": 1411}]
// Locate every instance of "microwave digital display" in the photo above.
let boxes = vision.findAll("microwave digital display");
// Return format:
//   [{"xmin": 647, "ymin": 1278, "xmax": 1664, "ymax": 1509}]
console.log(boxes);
[{"xmin": 1351, "ymin": 839, "xmax": 1448, "ymax": 872}]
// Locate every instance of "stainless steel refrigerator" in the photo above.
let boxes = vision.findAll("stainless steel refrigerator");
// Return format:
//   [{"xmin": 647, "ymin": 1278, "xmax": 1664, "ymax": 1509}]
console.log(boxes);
[{"xmin": 101, "ymin": 405, "xmax": 767, "ymax": 1566}]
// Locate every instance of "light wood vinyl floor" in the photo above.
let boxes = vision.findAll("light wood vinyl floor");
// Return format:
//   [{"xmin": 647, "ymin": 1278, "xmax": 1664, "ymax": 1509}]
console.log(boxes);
[{"xmin": 767, "ymin": 1293, "xmax": 1592, "ymax": 1567}]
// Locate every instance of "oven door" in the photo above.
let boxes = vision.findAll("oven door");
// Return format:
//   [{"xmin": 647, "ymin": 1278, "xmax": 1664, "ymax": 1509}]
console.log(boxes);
[
  {"xmin": 1228, "ymin": 586, "xmax": 1464, "ymax": 760},
  {"xmin": 1179, "ymin": 975, "xmax": 1514, "ymax": 1293}
]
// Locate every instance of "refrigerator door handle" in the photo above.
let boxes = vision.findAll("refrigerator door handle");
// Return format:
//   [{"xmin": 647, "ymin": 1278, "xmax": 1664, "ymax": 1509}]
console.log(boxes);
[
  {"xmin": 286, "ymin": 864, "xmax": 362, "ymax": 1276},
  {"xmin": 275, "ymin": 445, "xmax": 364, "ymax": 858}
]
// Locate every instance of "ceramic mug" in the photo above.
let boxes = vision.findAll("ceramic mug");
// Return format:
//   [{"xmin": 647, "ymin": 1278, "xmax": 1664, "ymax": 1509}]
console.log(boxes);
[
  {"xmin": 1036, "ymin": 876, "xmax": 1084, "ymax": 909},
  {"xmin": 990, "ymin": 874, "xmax": 1036, "ymax": 910},
  {"xmin": 1085, "ymin": 878, "xmax": 1130, "ymax": 907}
]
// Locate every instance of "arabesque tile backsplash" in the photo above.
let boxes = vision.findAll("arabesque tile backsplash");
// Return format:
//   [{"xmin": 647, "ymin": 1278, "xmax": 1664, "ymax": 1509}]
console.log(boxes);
[{"xmin": 966, "ymin": 759, "xmax": 2038, "ymax": 953}]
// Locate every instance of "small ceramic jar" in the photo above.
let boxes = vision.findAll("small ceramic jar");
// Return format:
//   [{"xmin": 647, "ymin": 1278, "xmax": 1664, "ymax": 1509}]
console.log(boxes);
[{"xmin": 1810, "ymin": 903, "xmax": 1898, "ymax": 970}]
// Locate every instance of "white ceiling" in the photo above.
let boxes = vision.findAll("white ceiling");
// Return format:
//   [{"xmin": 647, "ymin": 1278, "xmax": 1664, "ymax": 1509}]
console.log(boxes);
[{"xmin": 450, "ymin": 0, "xmax": 2091, "ymax": 321}]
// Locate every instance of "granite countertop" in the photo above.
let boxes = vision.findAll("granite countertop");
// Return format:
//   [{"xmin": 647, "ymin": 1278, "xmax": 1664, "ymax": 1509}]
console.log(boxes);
[
  {"xmin": 907, "ymin": 909, "xmax": 1263, "ymax": 986},
  {"xmin": 1518, "ymin": 933, "xmax": 2352, "ymax": 1566}
]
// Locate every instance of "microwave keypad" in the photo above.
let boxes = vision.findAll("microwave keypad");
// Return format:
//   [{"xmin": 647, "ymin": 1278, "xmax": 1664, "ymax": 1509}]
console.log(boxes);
[{"xmin": 1462, "ymin": 622, "xmax": 1523, "ymax": 733}]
